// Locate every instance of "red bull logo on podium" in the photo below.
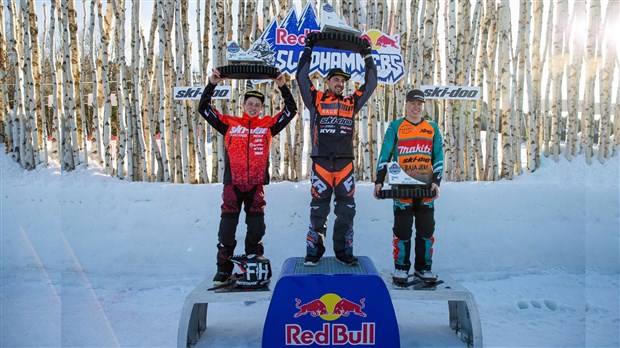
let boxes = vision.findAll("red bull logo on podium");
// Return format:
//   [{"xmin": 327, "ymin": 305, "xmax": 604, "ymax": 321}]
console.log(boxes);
[{"xmin": 287, "ymin": 293, "xmax": 375, "ymax": 345}]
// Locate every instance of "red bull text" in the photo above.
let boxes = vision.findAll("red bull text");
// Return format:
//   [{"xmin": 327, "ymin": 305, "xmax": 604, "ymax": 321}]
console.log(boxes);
[{"xmin": 285, "ymin": 323, "xmax": 376, "ymax": 345}]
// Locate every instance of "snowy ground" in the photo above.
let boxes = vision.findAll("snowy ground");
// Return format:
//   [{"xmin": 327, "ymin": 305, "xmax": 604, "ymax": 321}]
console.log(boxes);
[{"xmin": 1, "ymin": 144, "xmax": 619, "ymax": 347}]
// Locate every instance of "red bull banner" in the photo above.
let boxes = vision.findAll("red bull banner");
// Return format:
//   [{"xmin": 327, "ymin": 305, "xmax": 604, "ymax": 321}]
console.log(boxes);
[
  {"xmin": 263, "ymin": 257, "xmax": 400, "ymax": 347},
  {"xmin": 242, "ymin": 3, "xmax": 404, "ymax": 85}
]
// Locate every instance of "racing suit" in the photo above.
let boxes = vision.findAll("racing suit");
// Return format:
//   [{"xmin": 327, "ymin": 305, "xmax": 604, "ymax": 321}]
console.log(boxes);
[
  {"xmin": 198, "ymin": 82, "xmax": 297, "ymax": 274},
  {"xmin": 296, "ymin": 46, "xmax": 377, "ymax": 259}
]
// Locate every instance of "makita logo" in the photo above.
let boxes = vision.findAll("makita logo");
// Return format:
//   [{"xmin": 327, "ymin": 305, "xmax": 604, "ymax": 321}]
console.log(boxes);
[
  {"xmin": 229, "ymin": 126, "xmax": 269, "ymax": 135},
  {"xmin": 319, "ymin": 117, "xmax": 353, "ymax": 126},
  {"xmin": 420, "ymin": 85, "xmax": 481, "ymax": 100},
  {"xmin": 398, "ymin": 144, "xmax": 431, "ymax": 154}
]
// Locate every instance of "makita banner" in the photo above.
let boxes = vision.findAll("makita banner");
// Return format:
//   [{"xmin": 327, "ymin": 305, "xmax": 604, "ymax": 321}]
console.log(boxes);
[
  {"xmin": 172, "ymin": 86, "xmax": 232, "ymax": 100},
  {"xmin": 243, "ymin": 3, "xmax": 404, "ymax": 85},
  {"xmin": 420, "ymin": 85, "xmax": 481, "ymax": 100}
]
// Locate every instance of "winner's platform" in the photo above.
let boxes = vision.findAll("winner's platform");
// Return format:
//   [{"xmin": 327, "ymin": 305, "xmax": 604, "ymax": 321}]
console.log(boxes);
[{"xmin": 177, "ymin": 256, "xmax": 482, "ymax": 347}]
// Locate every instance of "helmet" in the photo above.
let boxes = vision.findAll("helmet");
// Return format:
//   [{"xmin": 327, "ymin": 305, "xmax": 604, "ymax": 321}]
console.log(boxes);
[{"xmin": 230, "ymin": 254, "xmax": 272, "ymax": 289}]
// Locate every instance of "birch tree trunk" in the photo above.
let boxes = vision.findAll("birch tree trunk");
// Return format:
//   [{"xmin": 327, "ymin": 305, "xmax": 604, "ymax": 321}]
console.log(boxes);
[
  {"xmin": 132, "ymin": 0, "xmax": 147, "ymax": 180},
  {"xmin": 174, "ymin": 0, "xmax": 190, "ymax": 183},
  {"xmin": 549, "ymin": 0, "xmax": 568, "ymax": 162},
  {"xmin": 597, "ymin": 0, "xmax": 617, "ymax": 162},
  {"xmin": 540, "ymin": 2, "xmax": 554, "ymax": 158},
  {"xmin": 499, "ymin": 1, "xmax": 513, "ymax": 179},
  {"xmin": 443, "ymin": 0, "xmax": 457, "ymax": 181},
  {"xmin": 474, "ymin": 0, "xmax": 490, "ymax": 179},
  {"xmin": 565, "ymin": 1, "xmax": 585, "ymax": 161},
  {"xmin": 157, "ymin": 0, "xmax": 170, "ymax": 181},
  {"xmin": 60, "ymin": 0, "xmax": 79, "ymax": 170},
  {"xmin": 583, "ymin": 0, "xmax": 601, "ymax": 164},
  {"xmin": 0, "ymin": 2, "xmax": 7, "ymax": 150},
  {"xmin": 21, "ymin": 0, "xmax": 39, "ymax": 169},
  {"xmin": 483, "ymin": 0, "xmax": 498, "ymax": 181},
  {"xmin": 530, "ymin": 0, "xmax": 544, "ymax": 169},
  {"xmin": 7, "ymin": 0, "xmax": 25, "ymax": 164}
]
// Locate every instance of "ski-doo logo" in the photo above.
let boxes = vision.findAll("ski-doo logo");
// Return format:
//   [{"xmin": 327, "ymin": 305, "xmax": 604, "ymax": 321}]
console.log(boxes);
[
  {"xmin": 319, "ymin": 117, "xmax": 353, "ymax": 126},
  {"xmin": 420, "ymin": 85, "xmax": 481, "ymax": 100},
  {"xmin": 229, "ymin": 126, "xmax": 269, "ymax": 135},
  {"xmin": 173, "ymin": 86, "xmax": 231, "ymax": 100}
]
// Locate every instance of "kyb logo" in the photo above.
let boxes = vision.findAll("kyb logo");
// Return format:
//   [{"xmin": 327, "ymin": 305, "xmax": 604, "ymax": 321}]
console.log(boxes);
[
  {"xmin": 420, "ymin": 85, "xmax": 481, "ymax": 100},
  {"xmin": 173, "ymin": 86, "xmax": 232, "ymax": 100}
]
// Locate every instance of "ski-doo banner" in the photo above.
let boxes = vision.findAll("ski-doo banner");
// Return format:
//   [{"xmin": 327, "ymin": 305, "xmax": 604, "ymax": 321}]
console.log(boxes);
[
  {"xmin": 173, "ymin": 86, "xmax": 232, "ymax": 100},
  {"xmin": 241, "ymin": 3, "xmax": 404, "ymax": 85},
  {"xmin": 420, "ymin": 85, "xmax": 481, "ymax": 100}
]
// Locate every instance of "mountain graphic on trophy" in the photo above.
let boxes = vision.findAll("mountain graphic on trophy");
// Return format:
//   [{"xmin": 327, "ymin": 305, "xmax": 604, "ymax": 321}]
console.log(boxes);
[
  {"xmin": 217, "ymin": 40, "xmax": 279, "ymax": 80},
  {"xmin": 308, "ymin": 3, "xmax": 371, "ymax": 53}
]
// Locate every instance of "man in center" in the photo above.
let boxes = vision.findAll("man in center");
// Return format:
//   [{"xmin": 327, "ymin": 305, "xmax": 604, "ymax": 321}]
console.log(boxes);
[{"xmin": 296, "ymin": 33, "xmax": 377, "ymax": 266}]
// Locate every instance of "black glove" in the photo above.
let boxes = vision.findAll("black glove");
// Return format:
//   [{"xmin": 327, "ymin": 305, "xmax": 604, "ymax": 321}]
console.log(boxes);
[
  {"xmin": 305, "ymin": 32, "xmax": 318, "ymax": 48},
  {"xmin": 360, "ymin": 41, "xmax": 372, "ymax": 56}
]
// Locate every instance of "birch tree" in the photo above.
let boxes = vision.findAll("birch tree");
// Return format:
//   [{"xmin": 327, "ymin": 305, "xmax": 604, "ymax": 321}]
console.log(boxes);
[
  {"xmin": 498, "ymin": 1, "xmax": 513, "ymax": 179},
  {"xmin": 582, "ymin": 0, "xmax": 601, "ymax": 164},
  {"xmin": 549, "ymin": 0, "xmax": 568, "ymax": 162},
  {"xmin": 597, "ymin": 0, "xmax": 618, "ymax": 162},
  {"xmin": 565, "ymin": 0, "xmax": 585, "ymax": 161},
  {"xmin": 21, "ymin": 0, "xmax": 39, "ymax": 169}
]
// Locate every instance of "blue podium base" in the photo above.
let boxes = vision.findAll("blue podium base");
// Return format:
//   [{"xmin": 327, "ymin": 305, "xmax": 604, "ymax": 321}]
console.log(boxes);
[{"xmin": 262, "ymin": 256, "xmax": 399, "ymax": 347}]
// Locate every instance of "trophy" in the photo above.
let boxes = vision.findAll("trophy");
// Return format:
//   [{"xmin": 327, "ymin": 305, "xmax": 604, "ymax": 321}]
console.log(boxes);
[
  {"xmin": 217, "ymin": 40, "xmax": 279, "ymax": 80},
  {"xmin": 309, "ymin": 3, "xmax": 370, "ymax": 53},
  {"xmin": 376, "ymin": 162, "xmax": 437, "ymax": 199}
]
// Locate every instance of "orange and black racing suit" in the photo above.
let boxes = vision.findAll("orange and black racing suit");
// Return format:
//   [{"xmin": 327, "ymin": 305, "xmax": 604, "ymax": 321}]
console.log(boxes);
[
  {"xmin": 296, "ymin": 46, "xmax": 377, "ymax": 259},
  {"xmin": 198, "ymin": 82, "xmax": 297, "ymax": 273}
]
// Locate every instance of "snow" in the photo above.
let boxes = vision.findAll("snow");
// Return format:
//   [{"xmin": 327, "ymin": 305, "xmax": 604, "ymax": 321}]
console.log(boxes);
[{"xmin": 1, "ymin": 144, "xmax": 619, "ymax": 348}]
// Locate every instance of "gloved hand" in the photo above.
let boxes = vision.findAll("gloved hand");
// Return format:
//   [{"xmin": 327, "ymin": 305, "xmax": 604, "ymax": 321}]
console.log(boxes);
[
  {"xmin": 360, "ymin": 41, "xmax": 372, "ymax": 56},
  {"xmin": 305, "ymin": 32, "xmax": 318, "ymax": 48}
]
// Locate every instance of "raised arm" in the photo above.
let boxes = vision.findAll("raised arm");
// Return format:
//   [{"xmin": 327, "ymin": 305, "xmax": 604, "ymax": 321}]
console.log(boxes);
[
  {"xmin": 197, "ymin": 69, "xmax": 228, "ymax": 135},
  {"xmin": 353, "ymin": 51, "xmax": 378, "ymax": 114},
  {"xmin": 270, "ymin": 73, "xmax": 298, "ymax": 135}
]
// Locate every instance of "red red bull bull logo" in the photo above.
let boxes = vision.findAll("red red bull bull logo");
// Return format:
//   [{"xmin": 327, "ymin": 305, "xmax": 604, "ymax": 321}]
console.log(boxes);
[{"xmin": 287, "ymin": 293, "xmax": 375, "ymax": 345}]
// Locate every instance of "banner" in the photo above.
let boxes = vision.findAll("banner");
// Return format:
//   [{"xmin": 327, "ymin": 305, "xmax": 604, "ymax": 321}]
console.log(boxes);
[
  {"xmin": 420, "ymin": 85, "xmax": 481, "ymax": 100},
  {"xmin": 172, "ymin": 86, "xmax": 232, "ymax": 100},
  {"xmin": 240, "ymin": 3, "xmax": 405, "ymax": 85}
]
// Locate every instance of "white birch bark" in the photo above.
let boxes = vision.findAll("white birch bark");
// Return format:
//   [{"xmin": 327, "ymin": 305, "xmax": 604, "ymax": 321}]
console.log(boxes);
[
  {"xmin": 87, "ymin": 0, "xmax": 101, "ymax": 167},
  {"xmin": 212, "ymin": 0, "xmax": 225, "ymax": 182},
  {"xmin": 36, "ymin": 2, "xmax": 49, "ymax": 165},
  {"xmin": 499, "ymin": 1, "xmax": 513, "ymax": 179},
  {"xmin": 597, "ymin": 0, "xmax": 617, "ymax": 162},
  {"xmin": 530, "ymin": 0, "xmax": 544, "ymax": 168},
  {"xmin": 20, "ymin": 0, "xmax": 39, "ymax": 169},
  {"xmin": 0, "ymin": 2, "xmax": 7, "ymax": 150},
  {"xmin": 78, "ymin": 0, "xmax": 88, "ymax": 166},
  {"xmin": 174, "ymin": 0, "xmax": 190, "ymax": 183},
  {"xmin": 583, "ymin": 1, "xmax": 601, "ymax": 164},
  {"xmin": 60, "ymin": 0, "xmax": 79, "ymax": 170},
  {"xmin": 565, "ymin": 1, "xmax": 585, "ymax": 161},
  {"xmin": 443, "ymin": 0, "xmax": 457, "ymax": 181},
  {"xmin": 112, "ymin": 0, "xmax": 128, "ymax": 179},
  {"xmin": 98, "ymin": 1, "xmax": 113, "ymax": 174},
  {"xmin": 549, "ymin": 0, "xmax": 568, "ymax": 162},
  {"xmin": 484, "ymin": 0, "xmax": 499, "ymax": 181},
  {"xmin": 474, "ymin": 0, "xmax": 491, "ymax": 179},
  {"xmin": 421, "ymin": 0, "xmax": 434, "ymax": 85},
  {"xmin": 157, "ymin": 0, "xmax": 170, "ymax": 181},
  {"xmin": 7, "ymin": 0, "xmax": 25, "ymax": 164},
  {"xmin": 132, "ymin": 0, "xmax": 147, "ymax": 180},
  {"xmin": 540, "ymin": 2, "xmax": 554, "ymax": 158}
]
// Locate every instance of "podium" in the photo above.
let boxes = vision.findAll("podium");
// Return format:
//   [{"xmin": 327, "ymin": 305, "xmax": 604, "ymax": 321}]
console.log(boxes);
[{"xmin": 177, "ymin": 256, "xmax": 482, "ymax": 347}]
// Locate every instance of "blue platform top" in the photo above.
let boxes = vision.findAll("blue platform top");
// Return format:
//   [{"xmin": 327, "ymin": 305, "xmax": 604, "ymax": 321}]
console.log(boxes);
[{"xmin": 280, "ymin": 256, "xmax": 380, "ymax": 277}]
